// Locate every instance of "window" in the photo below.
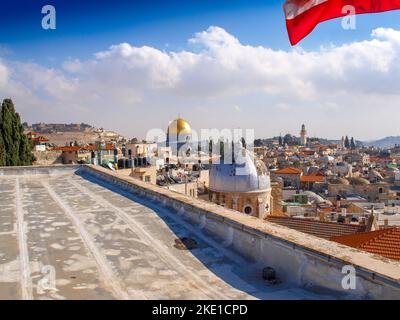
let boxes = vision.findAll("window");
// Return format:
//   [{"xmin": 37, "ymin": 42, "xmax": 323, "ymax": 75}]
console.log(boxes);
[
  {"xmin": 145, "ymin": 176, "xmax": 151, "ymax": 182},
  {"xmin": 244, "ymin": 206, "xmax": 253, "ymax": 215}
]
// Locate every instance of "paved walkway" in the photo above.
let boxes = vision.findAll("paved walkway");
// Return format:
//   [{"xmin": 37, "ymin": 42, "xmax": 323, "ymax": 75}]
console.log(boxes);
[{"xmin": 0, "ymin": 172, "xmax": 325, "ymax": 300}]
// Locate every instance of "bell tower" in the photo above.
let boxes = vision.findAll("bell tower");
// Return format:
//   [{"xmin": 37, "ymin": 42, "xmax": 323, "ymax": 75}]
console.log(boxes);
[{"xmin": 300, "ymin": 124, "xmax": 307, "ymax": 146}]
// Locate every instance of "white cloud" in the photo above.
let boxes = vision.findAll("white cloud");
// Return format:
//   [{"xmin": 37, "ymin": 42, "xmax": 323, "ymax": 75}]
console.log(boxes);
[
  {"xmin": 1, "ymin": 26, "xmax": 400, "ymax": 139},
  {"xmin": 0, "ymin": 61, "xmax": 8, "ymax": 87}
]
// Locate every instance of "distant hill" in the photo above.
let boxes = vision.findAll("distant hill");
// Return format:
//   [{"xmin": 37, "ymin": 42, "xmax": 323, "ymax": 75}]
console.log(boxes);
[
  {"xmin": 29, "ymin": 122, "xmax": 94, "ymax": 134},
  {"xmin": 254, "ymin": 136, "xmax": 362, "ymax": 147},
  {"xmin": 364, "ymin": 136, "xmax": 400, "ymax": 148},
  {"xmin": 23, "ymin": 122, "xmax": 126, "ymax": 146}
]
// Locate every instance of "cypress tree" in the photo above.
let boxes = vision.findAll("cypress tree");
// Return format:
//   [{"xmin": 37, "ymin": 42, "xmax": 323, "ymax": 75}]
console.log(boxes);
[
  {"xmin": 350, "ymin": 137, "xmax": 356, "ymax": 149},
  {"xmin": 0, "ymin": 98, "xmax": 33, "ymax": 166},
  {"xmin": 344, "ymin": 136, "xmax": 350, "ymax": 149},
  {"xmin": 0, "ymin": 131, "xmax": 5, "ymax": 166}
]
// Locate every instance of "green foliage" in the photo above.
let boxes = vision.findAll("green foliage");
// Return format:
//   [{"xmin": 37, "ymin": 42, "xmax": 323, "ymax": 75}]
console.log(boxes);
[
  {"xmin": 0, "ymin": 98, "xmax": 34, "ymax": 167},
  {"xmin": 0, "ymin": 132, "xmax": 5, "ymax": 166},
  {"xmin": 344, "ymin": 136, "xmax": 350, "ymax": 149},
  {"xmin": 350, "ymin": 137, "xmax": 356, "ymax": 149},
  {"xmin": 278, "ymin": 135, "xmax": 283, "ymax": 146}
]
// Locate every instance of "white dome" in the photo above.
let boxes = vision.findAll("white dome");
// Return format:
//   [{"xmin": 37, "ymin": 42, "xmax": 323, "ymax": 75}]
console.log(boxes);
[{"xmin": 209, "ymin": 149, "xmax": 271, "ymax": 193}]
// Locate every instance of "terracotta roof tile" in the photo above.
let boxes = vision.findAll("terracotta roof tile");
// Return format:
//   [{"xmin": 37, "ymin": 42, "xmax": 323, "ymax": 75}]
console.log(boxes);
[
  {"xmin": 275, "ymin": 167, "xmax": 302, "ymax": 175},
  {"xmin": 266, "ymin": 216, "xmax": 365, "ymax": 240},
  {"xmin": 300, "ymin": 175, "xmax": 325, "ymax": 183},
  {"xmin": 331, "ymin": 228, "xmax": 400, "ymax": 261}
]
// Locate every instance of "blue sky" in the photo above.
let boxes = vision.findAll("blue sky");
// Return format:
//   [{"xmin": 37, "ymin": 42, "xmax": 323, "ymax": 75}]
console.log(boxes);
[
  {"xmin": 1, "ymin": 0, "xmax": 400, "ymax": 140},
  {"xmin": 3, "ymin": 0, "xmax": 400, "ymax": 64}
]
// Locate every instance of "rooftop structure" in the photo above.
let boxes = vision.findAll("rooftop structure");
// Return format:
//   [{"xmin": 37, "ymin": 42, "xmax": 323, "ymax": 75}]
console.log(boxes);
[
  {"xmin": 331, "ymin": 228, "xmax": 400, "ymax": 261},
  {"xmin": 166, "ymin": 117, "xmax": 192, "ymax": 160},
  {"xmin": 1, "ymin": 165, "xmax": 400, "ymax": 300},
  {"xmin": 266, "ymin": 216, "xmax": 366, "ymax": 240},
  {"xmin": 208, "ymin": 145, "xmax": 272, "ymax": 218}
]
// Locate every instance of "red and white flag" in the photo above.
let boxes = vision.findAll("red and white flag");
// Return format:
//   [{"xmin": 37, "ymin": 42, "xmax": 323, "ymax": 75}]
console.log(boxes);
[{"xmin": 284, "ymin": 0, "xmax": 400, "ymax": 45}]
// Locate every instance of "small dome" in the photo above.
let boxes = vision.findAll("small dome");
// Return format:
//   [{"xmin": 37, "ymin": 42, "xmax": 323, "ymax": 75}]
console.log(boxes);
[
  {"xmin": 167, "ymin": 117, "xmax": 192, "ymax": 135},
  {"xmin": 209, "ymin": 148, "xmax": 271, "ymax": 193},
  {"xmin": 301, "ymin": 191, "xmax": 332, "ymax": 205}
]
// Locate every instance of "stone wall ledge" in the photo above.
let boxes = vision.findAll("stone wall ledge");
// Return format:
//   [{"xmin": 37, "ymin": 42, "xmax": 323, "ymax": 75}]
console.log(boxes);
[{"xmin": 80, "ymin": 165, "xmax": 400, "ymax": 291}]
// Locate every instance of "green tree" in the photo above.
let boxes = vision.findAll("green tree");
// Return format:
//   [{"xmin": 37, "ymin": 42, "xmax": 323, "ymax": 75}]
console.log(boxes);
[
  {"xmin": 350, "ymin": 137, "xmax": 356, "ymax": 149},
  {"xmin": 0, "ymin": 98, "xmax": 34, "ymax": 166},
  {"xmin": 344, "ymin": 136, "xmax": 350, "ymax": 149},
  {"xmin": 0, "ymin": 133, "xmax": 5, "ymax": 166}
]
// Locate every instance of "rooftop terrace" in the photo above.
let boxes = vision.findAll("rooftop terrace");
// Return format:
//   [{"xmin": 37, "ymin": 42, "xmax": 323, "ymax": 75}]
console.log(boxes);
[{"xmin": 0, "ymin": 165, "xmax": 400, "ymax": 300}]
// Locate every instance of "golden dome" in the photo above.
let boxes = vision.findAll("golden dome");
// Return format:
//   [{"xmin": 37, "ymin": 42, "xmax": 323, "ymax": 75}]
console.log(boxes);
[{"xmin": 167, "ymin": 117, "xmax": 192, "ymax": 135}]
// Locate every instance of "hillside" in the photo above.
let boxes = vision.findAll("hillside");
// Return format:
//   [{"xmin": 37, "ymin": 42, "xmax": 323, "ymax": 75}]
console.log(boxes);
[
  {"xmin": 24, "ymin": 122, "xmax": 126, "ymax": 146},
  {"xmin": 364, "ymin": 136, "xmax": 400, "ymax": 148}
]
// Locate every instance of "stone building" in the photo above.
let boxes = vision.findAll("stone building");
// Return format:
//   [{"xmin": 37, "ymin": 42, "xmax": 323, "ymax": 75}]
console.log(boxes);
[
  {"xmin": 130, "ymin": 165, "xmax": 157, "ymax": 184},
  {"xmin": 273, "ymin": 167, "xmax": 302, "ymax": 188},
  {"xmin": 208, "ymin": 145, "xmax": 273, "ymax": 219}
]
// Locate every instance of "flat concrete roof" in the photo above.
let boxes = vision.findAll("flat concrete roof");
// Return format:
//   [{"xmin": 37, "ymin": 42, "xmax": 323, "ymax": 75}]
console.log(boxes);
[{"xmin": 0, "ymin": 167, "xmax": 327, "ymax": 300}]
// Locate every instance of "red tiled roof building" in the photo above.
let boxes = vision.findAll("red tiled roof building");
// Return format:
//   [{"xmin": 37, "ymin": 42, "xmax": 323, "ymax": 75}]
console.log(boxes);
[
  {"xmin": 331, "ymin": 228, "xmax": 400, "ymax": 261},
  {"xmin": 266, "ymin": 216, "xmax": 366, "ymax": 240}
]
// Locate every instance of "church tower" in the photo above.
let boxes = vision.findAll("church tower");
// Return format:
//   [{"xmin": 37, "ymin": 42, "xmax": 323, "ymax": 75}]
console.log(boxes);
[{"xmin": 300, "ymin": 124, "xmax": 307, "ymax": 146}]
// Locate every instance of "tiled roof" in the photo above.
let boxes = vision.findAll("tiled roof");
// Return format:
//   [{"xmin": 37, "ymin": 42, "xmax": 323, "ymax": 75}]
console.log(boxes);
[
  {"xmin": 266, "ymin": 216, "xmax": 366, "ymax": 240},
  {"xmin": 274, "ymin": 167, "xmax": 302, "ymax": 175},
  {"xmin": 301, "ymin": 150, "xmax": 316, "ymax": 156},
  {"xmin": 331, "ymin": 228, "xmax": 400, "ymax": 261},
  {"xmin": 370, "ymin": 156, "xmax": 394, "ymax": 162},
  {"xmin": 300, "ymin": 175, "xmax": 325, "ymax": 183}
]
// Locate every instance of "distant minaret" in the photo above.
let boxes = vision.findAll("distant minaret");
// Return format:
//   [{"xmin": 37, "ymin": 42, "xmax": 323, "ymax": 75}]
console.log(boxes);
[
  {"xmin": 341, "ymin": 136, "xmax": 345, "ymax": 150},
  {"xmin": 300, "ymin": 124, "xmax": 307, "ymax": 146}
]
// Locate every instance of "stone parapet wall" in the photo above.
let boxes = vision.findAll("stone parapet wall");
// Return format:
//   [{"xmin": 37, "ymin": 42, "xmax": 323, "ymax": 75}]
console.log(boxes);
[{"xmin": 80, "ymin": 165, "xmax": 400, "ymax": 299}]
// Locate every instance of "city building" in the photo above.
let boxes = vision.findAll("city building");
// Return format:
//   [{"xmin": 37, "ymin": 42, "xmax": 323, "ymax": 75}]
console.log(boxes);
[
  {"xmin": 130, "ymin": 165, "xmax": 157, "ymax": 184},
  {"xmin": 208, "ymin": 143, "xmax": 273, "ymax": 218},
  {"xmin": 300, "ymin": 124, "xmax": 307, "ymax": 146},
  {"xmin": 273, "ymin": 167, "xmax": 303, "ymax": 188},
  {"xmin": 166, "ymin": 117, "xmax": 192, "ymax": 162},
  {"xmin": 52, "ymin": 143, "xmax": 115, "ymax": 164}
]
